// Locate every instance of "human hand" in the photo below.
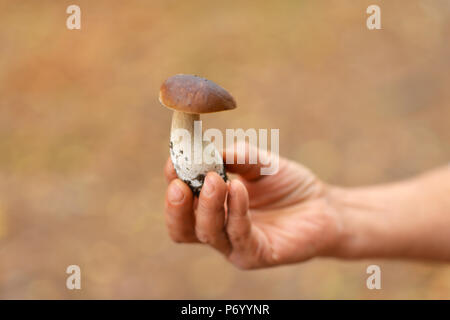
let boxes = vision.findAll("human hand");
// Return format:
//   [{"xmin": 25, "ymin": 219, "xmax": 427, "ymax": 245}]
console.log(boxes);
[{"xmin": 164, "ymin": 143, "xmax": 344, "ymax": 269}]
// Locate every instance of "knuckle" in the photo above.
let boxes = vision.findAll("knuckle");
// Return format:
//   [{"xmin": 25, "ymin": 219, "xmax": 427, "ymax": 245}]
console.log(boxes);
[
  {"xmin": 228, "ymin": 233, "xmax": 243, "ymax": 244},
  {"xmin": 227, "ymin": 228, "xmax": 250, "ymax": 245}
]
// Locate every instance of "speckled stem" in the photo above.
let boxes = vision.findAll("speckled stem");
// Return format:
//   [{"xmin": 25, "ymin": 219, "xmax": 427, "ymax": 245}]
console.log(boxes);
[{"xmin": 169, "ymin": 111, "xmax": 227, "ymax": 195}]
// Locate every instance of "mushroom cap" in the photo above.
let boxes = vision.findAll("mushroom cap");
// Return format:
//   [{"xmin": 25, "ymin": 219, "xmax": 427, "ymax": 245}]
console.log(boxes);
[{"xmin": 159, "ymin": 74, "xmax": 237, "ymax": 114}]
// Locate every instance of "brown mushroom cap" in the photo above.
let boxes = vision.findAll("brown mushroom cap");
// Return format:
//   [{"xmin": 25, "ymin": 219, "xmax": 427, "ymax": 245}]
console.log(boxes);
[{"xmin": 159, "ymin": 74, "xmax": 237, "ymax": 114}]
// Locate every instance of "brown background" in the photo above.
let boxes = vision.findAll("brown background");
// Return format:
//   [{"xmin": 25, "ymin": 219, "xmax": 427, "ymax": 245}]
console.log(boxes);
[{"xmin": 0, "ymin": 0, "xmax": 449, "ymax": 299}]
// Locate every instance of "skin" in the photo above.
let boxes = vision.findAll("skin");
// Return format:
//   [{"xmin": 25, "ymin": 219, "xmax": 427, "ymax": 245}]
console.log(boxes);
[{"xmin": 164, "ymin": 144, "xmax": 450, "ymax": 269}]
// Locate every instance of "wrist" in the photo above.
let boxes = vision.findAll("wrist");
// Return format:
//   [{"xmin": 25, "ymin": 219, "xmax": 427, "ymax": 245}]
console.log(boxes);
[
  {"xmin": 323, "ymin": 166, "xmax": 450, "ymax": 261},
  {"xmin": 326, "ymin": 184, "xmax": 409, "ymax": 259}
]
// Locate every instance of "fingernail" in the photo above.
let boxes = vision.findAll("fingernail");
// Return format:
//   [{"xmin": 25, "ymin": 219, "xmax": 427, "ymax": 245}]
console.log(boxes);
[
  {"xmin": 202, "ymin": 175, "xmax": 215, "ymax": 196},
  {"xmin": 168, "ymin": 182, "xmax": 184, "ymax": 204}
]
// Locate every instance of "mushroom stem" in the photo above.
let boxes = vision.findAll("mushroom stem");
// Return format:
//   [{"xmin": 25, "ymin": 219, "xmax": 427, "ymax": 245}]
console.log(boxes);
[
  {"xmin": 169, "ymin": 111, "xmax": 226, "ymax": 195},
  {"xmin": 170, "ymin": 110, "xmax": 199, "ymax": 135},
  {"xmin": 170, "ymin": 111, "xmax": 202, "ymax": 165}
]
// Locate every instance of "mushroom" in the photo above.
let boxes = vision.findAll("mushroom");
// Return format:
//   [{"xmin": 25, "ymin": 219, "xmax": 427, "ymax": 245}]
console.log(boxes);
[{"xmin": 159, "ymin": 74, "xmax": 237, "ymax": 195}]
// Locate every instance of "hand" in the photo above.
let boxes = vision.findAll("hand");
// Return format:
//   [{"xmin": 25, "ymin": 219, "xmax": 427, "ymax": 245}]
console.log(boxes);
[{"xmin": 164, "ymin": 143, "xmax": 344, "ymax": 269}]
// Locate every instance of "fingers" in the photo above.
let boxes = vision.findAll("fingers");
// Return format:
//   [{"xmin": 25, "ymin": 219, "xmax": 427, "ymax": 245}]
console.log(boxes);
[
  {"xmin": 164, "ymin": 158, "xmax": 178, "ymax": 183},
  {"xmin": 195, "ymin": 172, "xmax": 231, "ymax": 255},
  {"xmin": 164, "ymin": 154, "xmax": 258, "ymax": 260},
  {"xmin": 165, "ymin": 179, "xmax": 198, "ymax": 243},
  {"xmin": 164, "ymin": 158, "xmax": 231, "ymax": 254},
  {"xmin": 223, "ymin": 142, "xmax": 277, "ymax": 181},
  {"xmin": 164, "ymin": 173, "xmax": 262, "ymax": 269}
]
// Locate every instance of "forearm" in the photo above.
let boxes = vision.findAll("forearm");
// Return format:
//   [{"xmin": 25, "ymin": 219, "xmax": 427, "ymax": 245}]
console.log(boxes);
[{"xmin": 329, "ymin": 165, "xmax": 450, "ymax": 261}]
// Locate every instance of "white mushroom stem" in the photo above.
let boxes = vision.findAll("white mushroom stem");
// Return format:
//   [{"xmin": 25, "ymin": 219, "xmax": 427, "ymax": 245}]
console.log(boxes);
[
  {"xmin": 171, "ymin": 110, "xmax": 199, "ymax": 133},
  {"xmin": 169, "ymin": 111, "xmax": 226, "ymax": 194},
  {"xmin": 171, "ymin": 111, "xmax": 201, "ymax": 162}
]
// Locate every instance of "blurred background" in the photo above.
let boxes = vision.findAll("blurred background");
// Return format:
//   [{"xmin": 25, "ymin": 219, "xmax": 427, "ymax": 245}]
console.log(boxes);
[{"xmin": 0, "ymin": 0, "xmax": 449, "ymax": 299}]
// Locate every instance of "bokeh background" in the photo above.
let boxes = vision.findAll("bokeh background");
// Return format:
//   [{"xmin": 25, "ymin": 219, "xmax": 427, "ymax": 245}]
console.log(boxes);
[{"xmin": 0, "ymin": 0, "xmax": 449, "ymax": 299}]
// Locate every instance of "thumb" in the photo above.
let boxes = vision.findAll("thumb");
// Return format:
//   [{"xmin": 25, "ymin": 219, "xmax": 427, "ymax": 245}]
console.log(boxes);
[
  {"xmin": 226, "ymin": 179, "xmax": 251, "ymax": 247},
  {"xmin": 226, "ymin": 179, "xmax": 265, "ymax": 269}
]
